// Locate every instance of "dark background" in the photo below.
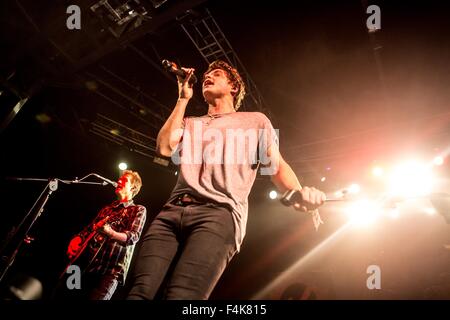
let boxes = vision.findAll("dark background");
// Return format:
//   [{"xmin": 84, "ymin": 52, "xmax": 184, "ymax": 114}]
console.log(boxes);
[{"xmin": 0, "ymin": 0, "xmax": 449, "ymax": 299}]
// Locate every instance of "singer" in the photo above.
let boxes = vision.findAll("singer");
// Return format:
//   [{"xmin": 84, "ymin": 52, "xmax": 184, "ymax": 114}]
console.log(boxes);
[
  {"xmin": 58, "ymin": 170, "xmax": 146, "ymax": 300},
  {"xmin": 127, "ymin": 60, "xmax": 325, "ymax": 300}
]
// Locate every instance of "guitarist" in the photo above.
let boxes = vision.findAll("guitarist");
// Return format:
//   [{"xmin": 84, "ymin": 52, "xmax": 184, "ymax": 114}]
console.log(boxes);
[{"xmin": 64, "ymin": 170, "xmax": 146, "ymax": 300}]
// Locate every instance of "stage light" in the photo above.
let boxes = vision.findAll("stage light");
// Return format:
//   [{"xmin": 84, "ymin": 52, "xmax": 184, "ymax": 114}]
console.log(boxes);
[
  {"xmin": 90, "ymin": 0, "xmax": 153, "ymax": 38},
  {"xmin": 388, "ymin": 161, "xmax": 434, "ymax": 198},
  {"xmin": 269, "ymin": 190, "xmax": 278, "ymax": 200},
  {"xmin": 433, "ymin": 156, "xmax": 444, "ymax": 166},
  {"xmin": 348, "ymin": 183, "xmax": 361, "ymax": 194},
  {"xmin": 424, "ymin": 207, "xmax": 436, "ymax": 216},
  {"xmin": 387, "ymin": 208, "xmax": 400, "ymax": 219},
  {"xmin": 175, "ymin": 171, "xmax": 178, "ymax": 176},
  {"xmin": 345, "ymin": 199, "xmax": 380, "ymax": 226},
  {"xmin": 118, "ymin": 162, "xmax": 128, "ymax": 170},
  {"xmin": 372, "ymin": 166, "xmax": 384, "ymax": 177},
  {"xmin": 321, "ymin": 177, "xmax": 326, "ymax": 182}
]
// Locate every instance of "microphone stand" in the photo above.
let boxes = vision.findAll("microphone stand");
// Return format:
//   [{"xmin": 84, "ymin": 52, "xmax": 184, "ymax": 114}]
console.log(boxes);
[{"xmin": 0, "ymin": 174, "xmax": 111, "ymax": 284}]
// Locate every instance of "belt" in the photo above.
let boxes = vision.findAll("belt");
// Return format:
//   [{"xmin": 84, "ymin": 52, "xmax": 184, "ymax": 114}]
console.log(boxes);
[{"xmin": 172, "ymin": 193, "xmax": 203, "ymax": 206}]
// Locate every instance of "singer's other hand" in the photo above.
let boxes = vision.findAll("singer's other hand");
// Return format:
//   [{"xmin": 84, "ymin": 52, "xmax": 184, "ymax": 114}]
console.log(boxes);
[
  {"xmin": 178, "ymin": 67, "xmax": 195, "ymax": 99},
  {"xmin": 293, "ymin": 186, "xmax": 326, "ymax": 212}
]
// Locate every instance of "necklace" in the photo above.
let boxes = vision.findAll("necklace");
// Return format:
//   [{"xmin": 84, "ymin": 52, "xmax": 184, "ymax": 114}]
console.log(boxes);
[
  {"xmin": 205, "ymin": 113, "xmax": 220, "ymax": 126},
  {"xmin": 204, "ymin": 112, "xmax": 233, "ymax": 125}
]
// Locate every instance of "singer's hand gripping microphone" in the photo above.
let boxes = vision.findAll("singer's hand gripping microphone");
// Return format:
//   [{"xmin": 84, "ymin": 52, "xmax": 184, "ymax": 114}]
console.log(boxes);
[{"xmin": 162, "ymin": 59, "xmax": 197, "ymax": 84}]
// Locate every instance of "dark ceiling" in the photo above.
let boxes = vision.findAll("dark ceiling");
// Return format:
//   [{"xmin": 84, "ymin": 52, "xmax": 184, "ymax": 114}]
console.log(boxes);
[
  {"xmin": 2, "ymin": 1, "xmax": 450, "ymax": 180},
  {"xmin": 1, "ymin": 0, "xmax": 449, "ymax": 300}
]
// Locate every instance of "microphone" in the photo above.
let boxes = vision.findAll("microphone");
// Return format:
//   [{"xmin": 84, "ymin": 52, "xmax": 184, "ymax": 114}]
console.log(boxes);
[
  {"xmin": 162, "ymin": 59, "xmax": 197, "ymax": 84},
  {"xmin": 280, "ymin": 189, "xmax": 342, "ymax": 207},
  {"xmin": 280, "ymin": 189, "xmax": 303, "ymax": 207},
  {"xmin": 93, "ymin": 174, "xmax": 118, "ymax": 188}
]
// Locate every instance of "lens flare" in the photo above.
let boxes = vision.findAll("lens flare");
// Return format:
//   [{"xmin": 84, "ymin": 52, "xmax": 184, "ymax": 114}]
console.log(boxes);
[
  {"xmin": 387, "ymin": 161, "xmax": 434, "ymax": 198},
  {"xmin": 345, "ymin": 199, "xmax": 380, "ymax": 226}
]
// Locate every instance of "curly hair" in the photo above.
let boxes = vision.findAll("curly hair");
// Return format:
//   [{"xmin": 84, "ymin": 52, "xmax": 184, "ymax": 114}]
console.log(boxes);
[
  {"xmin": 203, "ymin": 60, "xmax": 246, "ymax": 110},
  {"xmin": 122, "ymin": 170, "xmax": 142, "ymax": 198}
]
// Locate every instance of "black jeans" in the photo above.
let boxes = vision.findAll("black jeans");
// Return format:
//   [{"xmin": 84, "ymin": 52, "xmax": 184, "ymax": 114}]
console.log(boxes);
[{"xmin": 127, "ymin": 202, "xmax": 236, "ymax": 300}]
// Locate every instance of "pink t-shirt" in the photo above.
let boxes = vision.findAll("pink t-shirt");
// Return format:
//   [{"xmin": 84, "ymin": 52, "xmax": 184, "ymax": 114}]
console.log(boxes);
[{"xmin": 169, "ymin": 111, "xmax": 278, "ymax": 251}]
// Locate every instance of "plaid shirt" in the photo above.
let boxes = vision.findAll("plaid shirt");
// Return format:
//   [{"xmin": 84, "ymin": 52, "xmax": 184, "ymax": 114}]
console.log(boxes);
[{"xmin": 78, "ymin": 200, "xmax": 146, "ymax": 283}]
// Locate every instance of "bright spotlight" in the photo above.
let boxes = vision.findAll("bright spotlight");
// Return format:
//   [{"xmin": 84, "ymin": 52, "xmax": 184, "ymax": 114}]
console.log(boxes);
[
  {"xmin": 118, "ymin": 162, "xmax": 128, "ymax": 170},
  {"xmin": 175, "ymin": 171, "xmax": 178, "ymax": 176},
  {"xmin": 372, "ymin": 166, "xmax": 384, "ymax": 177},
  {"xmin": 348, "ymin": 183, "xmax": 361, "ymax": 194},
  {"xmin": 269, "ymin": 190, "xmax": 278, "ymax": 200},
  {"xmin": 424, "ymin": 207, "xmax": 436, "ymax": 216},
  {"xmin": 345, "ymin": 199, "xmax": 380, "ymax": 226},
  {"xmin": 388, "ymin": 160, "xmax": 434, "ymax": 198},
  {"xmin": 321, "ymin": 177, "xmax": 326, "ymax": 182},
  {"xmin": 433, "ymin": 156, "xmax": 444, "ymax": 166},
  {"xmin": 387, "ymin": 208, "xmax": 400, "ymax": 219}
]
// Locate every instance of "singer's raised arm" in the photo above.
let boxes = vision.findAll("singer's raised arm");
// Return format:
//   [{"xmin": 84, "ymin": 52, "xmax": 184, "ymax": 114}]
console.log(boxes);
[{"xmin": 156, "ymin": 67, "xmax": 195, "ymax": 157}]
